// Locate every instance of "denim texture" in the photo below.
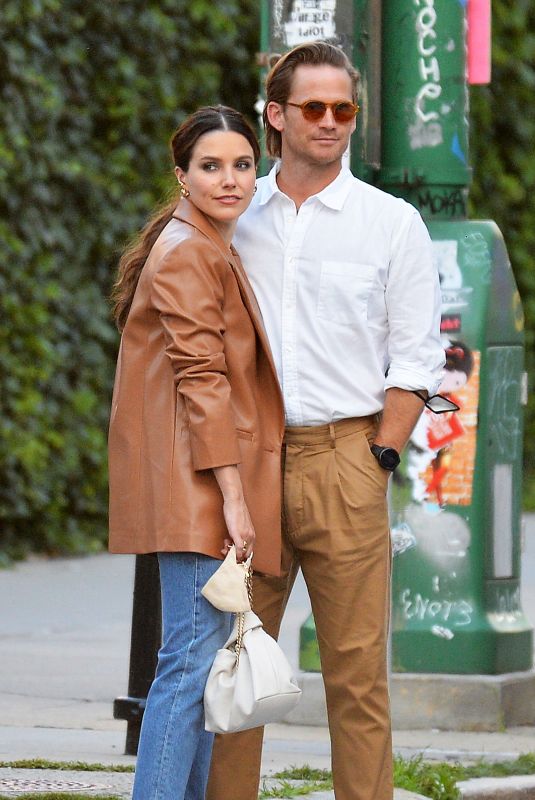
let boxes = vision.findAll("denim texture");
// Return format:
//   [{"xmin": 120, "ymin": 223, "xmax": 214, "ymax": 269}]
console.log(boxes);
[{"xmin": 132, "ymin": 552, "xmax": 232, "ymax": 800}]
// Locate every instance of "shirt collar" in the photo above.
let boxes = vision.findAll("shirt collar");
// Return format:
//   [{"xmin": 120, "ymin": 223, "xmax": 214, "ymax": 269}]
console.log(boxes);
[{"xmin": 257, "ymin": 162, "xmax": 354, "ymax": 211}]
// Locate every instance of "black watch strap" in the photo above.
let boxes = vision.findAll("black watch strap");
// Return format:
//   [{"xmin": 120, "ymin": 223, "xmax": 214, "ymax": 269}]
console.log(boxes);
[{"xmin": 370, "ymin": 444, "xmax": 400, "ymax": 471}]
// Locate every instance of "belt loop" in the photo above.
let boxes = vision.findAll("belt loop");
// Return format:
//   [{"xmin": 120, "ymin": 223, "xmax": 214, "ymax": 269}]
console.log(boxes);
[{"xmin": 329, "ymin": 422, "xmax": 336, "ymax": 448}]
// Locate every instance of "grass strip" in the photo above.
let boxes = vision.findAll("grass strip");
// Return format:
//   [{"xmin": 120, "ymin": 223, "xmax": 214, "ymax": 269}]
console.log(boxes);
[
  {"xmin": 260, "ymin": 779, "xmax": 332, "ymax": 798},
  {"xmin": 0, "ymin": 760, "xmax": 134, "ymax": 773},
  {"xmin": 457, "ymin": 751, "xmax": 535, "ymax": 779},
  {"xmin": 1, "ymin": 753, "xmax": 534, "ymax": 800},
  {"xmin": 267, "ymin": 753, "xmax": 535, "ymax": 800}
]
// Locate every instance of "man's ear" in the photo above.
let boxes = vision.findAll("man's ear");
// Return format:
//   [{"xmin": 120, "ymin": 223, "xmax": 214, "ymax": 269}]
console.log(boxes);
[{"xmin": 266, "ymin": 101, "xmax": 285, "ymax": 132}]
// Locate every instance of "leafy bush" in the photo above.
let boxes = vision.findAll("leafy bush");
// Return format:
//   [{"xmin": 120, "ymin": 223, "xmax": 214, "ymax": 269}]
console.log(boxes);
[
  {"xmin": 469, "ymin": 1, "xmax": 535, "ymax": 506},
  {"xmin": 0, "ymin": 0, "xmax": 258, "ymax": 559}
]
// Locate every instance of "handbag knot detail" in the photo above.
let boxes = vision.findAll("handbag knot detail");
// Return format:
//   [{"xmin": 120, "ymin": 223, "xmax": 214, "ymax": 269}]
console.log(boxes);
[
  {"xmin": 201, "ymin": 545, "xmax": 253, "ymax": 613},
  {"xmin": 204, "ymin": 611, "xmax": 302, "ymax": 733}
]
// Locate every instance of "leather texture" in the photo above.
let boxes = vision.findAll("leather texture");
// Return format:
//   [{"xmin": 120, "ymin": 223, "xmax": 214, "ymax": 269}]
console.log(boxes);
[
  {"xmin": 108, "ymin": 199, "xmax": 285, "ymax": 576},
  {"xmin": 201, "ymin": 545, "xmax": 252, "ymax": 613},
  {"xmin": 204, "ymin": 611, "xmax": 301, "ymax": 733}
]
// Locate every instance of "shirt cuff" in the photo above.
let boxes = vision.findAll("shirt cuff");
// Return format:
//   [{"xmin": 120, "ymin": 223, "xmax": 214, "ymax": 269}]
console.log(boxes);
[{"xmin": 385, "ymin": 364, "xmax": 444, "ymax": 396}]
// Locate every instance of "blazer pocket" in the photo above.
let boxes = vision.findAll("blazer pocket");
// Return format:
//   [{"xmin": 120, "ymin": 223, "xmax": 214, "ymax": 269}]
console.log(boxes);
[
  {"xmin": 317, "ymin": 261, "xmax": 376, "ymax": 326},
  {"xmin": 236, "ymin": 428, "xmax": 254, "ymax": 441}
]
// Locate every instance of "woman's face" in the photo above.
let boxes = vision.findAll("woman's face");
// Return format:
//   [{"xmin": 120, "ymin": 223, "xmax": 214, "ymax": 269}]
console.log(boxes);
[
  {"xmin": 176, "ymin": 130, "xmax": 256, "ymax": 239},
  {"xmin": 440, "ymin": 368, "xmax": 468, "ymax": 394}
]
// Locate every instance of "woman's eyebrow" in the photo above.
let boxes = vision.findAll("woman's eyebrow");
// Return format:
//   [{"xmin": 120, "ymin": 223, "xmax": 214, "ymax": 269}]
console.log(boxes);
[{"xmin": 197, "ymin": 154, "xmax": 253, "ymax": 161}]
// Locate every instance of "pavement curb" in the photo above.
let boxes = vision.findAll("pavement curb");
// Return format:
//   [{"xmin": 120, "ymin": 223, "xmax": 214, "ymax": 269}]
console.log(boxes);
[
  {"xmin": 285, "ymin": 671, "xmax": 535, "ymax": 732},
  {"xmin": 458, "ymin": 775, "xmax": 535, "ymax": 799}
]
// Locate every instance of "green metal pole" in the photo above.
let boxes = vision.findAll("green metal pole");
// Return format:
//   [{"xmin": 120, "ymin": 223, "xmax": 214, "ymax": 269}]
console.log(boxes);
[
  {"xmin": 379, "ymin": 0, "xmax": 471, "ymax": 218},
  {"xmin": 351, "ymin": 0, "xmax": 382, "ymax": 181}
]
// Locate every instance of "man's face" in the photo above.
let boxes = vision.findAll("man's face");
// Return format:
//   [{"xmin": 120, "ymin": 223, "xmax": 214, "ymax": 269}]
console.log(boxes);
[{"xmin": 268, "ymin": 64, "xmax": 357, "ymax": 167}]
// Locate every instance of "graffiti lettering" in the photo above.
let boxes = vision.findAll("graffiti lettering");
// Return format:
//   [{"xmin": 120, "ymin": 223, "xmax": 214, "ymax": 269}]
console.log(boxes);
[
  {"xmin": 400, "ymin": 588, "xmax": 473, "ymax": 626},
  {"xmin": 417, "ymin": 189, "xmax": 466, "ymax": 218},
  {"xmin": 416, "ymin": 83, "xmax": 441, "ymax": 123},
  {"xmin": 409, "ymin": 121, "xmax": 443, "ymax": 150},
  {"xmin": 459, "ymin": 232, "xmax": 491, "ymax": 284},
  {"xmin": 413, "ymin": 0, "xmax": 443, "ymax": 142},
  {"xmin": 488, "ymin": 349, "xmax": 522, "ymax": 461},
  {"xmin": 283, "ymin": 0, "xmax": 336, "ymax": 46},
  {"xmin": 497, "ymin": 586, "xmax": 520, "ymax": 615},
  {"xmin": 489, "ymin": 586, "xmax": 526, "ymax": 626},
  {"xmin": 431, "ymin": 625, "xmax": 454, "ymax": 639}
]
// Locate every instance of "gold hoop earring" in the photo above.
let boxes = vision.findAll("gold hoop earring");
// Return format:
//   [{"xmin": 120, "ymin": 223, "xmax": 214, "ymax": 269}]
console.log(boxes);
[{"xmin": 178, "ymin": 179, "xmax": 190, "ymax": 198}]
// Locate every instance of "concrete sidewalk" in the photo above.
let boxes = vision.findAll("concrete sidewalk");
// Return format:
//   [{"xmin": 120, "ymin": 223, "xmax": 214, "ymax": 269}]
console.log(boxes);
[{"xmin": 1, "ymin": 516, "xmax": 534, "ymax": 798}]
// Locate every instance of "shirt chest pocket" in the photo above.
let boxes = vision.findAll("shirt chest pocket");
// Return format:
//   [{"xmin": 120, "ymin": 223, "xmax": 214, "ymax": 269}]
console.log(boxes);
[{"xmin": 317, "ymin": 261, "xmax": 376, "ymax": 326}]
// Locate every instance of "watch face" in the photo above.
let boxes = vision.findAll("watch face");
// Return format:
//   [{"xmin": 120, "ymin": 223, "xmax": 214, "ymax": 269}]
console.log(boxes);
[{"xmin": 380, "ymin": 447, "xmax": 400, "ymax": 471}]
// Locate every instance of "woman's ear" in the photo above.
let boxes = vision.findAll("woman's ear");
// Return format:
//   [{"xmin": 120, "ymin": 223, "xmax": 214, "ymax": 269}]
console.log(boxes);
[{"xmin": 174, "ymin": 166, "xmax": 186, "ymax": 184}]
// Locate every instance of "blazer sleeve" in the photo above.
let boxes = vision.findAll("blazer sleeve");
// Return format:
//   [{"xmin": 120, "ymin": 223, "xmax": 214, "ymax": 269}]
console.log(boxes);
[{"xmin": 150, "ymin": 236, "xmax": 242, "ymax": 471}]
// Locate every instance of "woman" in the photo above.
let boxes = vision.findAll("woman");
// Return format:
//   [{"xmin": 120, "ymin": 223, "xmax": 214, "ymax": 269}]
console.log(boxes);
[
  {"xmin": 108, "ymin": 106, "xmax": 284, "ymax": 800},
  {"xmin": 407, "ymin": 342, "xmax": 473, "ymax": 505}
]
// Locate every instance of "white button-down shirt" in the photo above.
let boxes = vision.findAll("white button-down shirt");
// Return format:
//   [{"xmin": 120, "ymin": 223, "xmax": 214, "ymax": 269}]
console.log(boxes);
[{"xmin": 234, "ymin": 165, "xmax": 444, "ymax": 426}]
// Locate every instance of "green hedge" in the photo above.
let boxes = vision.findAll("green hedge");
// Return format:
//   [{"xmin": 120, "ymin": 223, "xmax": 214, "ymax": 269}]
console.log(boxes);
[
  {"xmin": 0, "ymin": 0, "xmax": 257, "ymax": 560},
  {"xmin": 469, "ymin": 1, "xmax": 535, "ymax": 506}
]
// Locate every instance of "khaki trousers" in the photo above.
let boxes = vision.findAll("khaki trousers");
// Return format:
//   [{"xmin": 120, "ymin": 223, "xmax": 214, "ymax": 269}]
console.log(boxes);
[{"xmin": 207, "ymin": 416, "xmax": 393, "ymax": 800}]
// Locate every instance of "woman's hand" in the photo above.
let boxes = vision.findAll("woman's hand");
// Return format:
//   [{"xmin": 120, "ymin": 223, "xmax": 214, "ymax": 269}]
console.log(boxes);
[
  {"xmin": 221, "ymin": 496, "xmax": 255, "ymax": 561},
  {"xmin": 213, "ymin": 465, "xmax": 255, "ymax": 561}
]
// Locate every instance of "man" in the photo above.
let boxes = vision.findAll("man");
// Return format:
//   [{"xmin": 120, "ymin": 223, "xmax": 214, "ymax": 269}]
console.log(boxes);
[{"xmin": 207, "ymin": 41, "xmax": 444, "ymax": 800}]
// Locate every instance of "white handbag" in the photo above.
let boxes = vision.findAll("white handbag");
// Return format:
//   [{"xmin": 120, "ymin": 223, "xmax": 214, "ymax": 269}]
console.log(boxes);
[{"xmin": 204, "ymin": 611, "xmax": 302, "ymax": 733}]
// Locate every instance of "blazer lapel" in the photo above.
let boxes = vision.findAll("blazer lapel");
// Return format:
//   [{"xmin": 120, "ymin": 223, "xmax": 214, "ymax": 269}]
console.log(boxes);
[{"xmin": 172, "ymin": 200, "xmax": 280, "ymax": 387}]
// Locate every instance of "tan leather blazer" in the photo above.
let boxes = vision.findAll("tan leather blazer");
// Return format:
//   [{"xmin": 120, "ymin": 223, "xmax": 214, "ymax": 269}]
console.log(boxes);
[{"xmin": 108, "ymin": 200, "xmax": 284, "ymax": 576}]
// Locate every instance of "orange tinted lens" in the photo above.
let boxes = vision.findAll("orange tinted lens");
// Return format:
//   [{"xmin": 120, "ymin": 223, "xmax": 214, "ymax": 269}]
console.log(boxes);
[
  {"xmin": 301, "ymin": 101, "xmax": 328, "ymax": 120},
  {"xmin": 333, "ymin": 102, "xmax": 357, "ymax": 122}
]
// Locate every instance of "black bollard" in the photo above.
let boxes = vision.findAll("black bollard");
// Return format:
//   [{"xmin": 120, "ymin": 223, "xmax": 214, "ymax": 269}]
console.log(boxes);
[{"xmin": 114, "ymin": 553, "xmax": 162, "ymax": 755}]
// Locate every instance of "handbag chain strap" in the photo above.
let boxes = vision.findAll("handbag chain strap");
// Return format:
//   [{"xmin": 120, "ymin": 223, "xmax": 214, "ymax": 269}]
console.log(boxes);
[
  {"xmin": 234, "ymin": 562, "xmax": 254, "ymax": 667},
  {"xmin": 235, "ymin": 612, "xmax": 245, "ymax": 666},
  {"xmin": 245, "ymin": 562, "xmax": 253, "ymax": 608}
]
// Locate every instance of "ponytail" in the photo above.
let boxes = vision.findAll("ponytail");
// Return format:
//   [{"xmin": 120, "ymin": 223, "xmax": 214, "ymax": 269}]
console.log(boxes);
[{"xmin": 111, "ymin": 198, "xmax": 177, "ymax": 332}]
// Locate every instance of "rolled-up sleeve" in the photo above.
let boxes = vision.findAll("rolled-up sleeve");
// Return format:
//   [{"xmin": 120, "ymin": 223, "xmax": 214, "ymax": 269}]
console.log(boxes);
[
  {"xmin": 151, "ymin": 239, "xmax": 241, "ymax": 471},
  {"xmin": 385, "ymin": 211, "xmax": 445, "ymax": 394}
]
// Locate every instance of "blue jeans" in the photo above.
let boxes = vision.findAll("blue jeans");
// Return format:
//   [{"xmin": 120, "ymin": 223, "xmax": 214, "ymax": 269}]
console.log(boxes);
[{"xmin": 132, "ymin": 552, "xmax": 232, "ymax": 800}]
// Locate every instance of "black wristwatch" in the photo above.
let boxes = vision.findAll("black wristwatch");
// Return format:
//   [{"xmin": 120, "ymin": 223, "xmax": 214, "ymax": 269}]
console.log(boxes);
[{"xmin": 370, "ymin": 444, "xmax": 400, "ymax": 472}]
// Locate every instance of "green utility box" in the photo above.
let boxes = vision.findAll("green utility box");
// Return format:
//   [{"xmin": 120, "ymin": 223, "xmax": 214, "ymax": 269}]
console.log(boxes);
[
  {"xmin": 380, "ymin": 0, "xmax": 532, "ymax": 674},
  {"xmin": 389, "ymin": 220, "xmax": 531, "ymax": 674}
]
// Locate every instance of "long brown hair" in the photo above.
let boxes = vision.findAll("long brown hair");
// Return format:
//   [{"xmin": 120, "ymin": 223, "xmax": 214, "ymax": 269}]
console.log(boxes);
[
  {"xmin": 263, "ymin": 42, "xmax": 359, "ymax": 159},
  {"xmin": 112, "ymin": 105, "xmax": 260, "ymax": 331}
]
